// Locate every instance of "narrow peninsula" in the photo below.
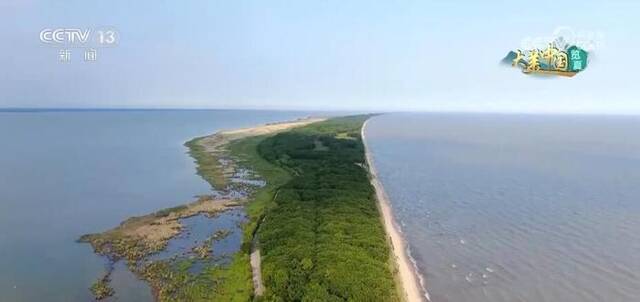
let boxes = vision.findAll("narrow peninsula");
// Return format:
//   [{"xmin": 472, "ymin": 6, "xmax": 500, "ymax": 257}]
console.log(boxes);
[{"xmin": 79, "ymin": 115, "xmax": 422, "ymax": 301}]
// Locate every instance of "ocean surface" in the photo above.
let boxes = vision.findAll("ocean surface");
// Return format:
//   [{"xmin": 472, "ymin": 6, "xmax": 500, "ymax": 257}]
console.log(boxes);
[
  {"xmin": 365, "ymin": 113, "xmax": 640, "ymax": 302},
  {"xmin": 0, "ymin": 110, "xmax": 319, "ymax": 301}
]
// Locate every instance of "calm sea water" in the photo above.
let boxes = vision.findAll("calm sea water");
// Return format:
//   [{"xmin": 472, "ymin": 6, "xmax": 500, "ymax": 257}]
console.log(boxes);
[
  {"xmin": 365, "ymin": 113, "xmax": 640, "ymax": 302},
  {"xmin": 0, "ymin": 110, "xmax": 318, "ymax": 301}
]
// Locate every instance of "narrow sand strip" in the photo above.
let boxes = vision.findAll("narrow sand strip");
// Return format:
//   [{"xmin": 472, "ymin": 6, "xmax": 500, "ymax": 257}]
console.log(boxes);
[
  {"xmin": 362, "ymin": 119, "xmax": 430, "ymax": 302},
  {"xmin": 250, "ymin": 246, "xmax": 264, "ymax": 296}
]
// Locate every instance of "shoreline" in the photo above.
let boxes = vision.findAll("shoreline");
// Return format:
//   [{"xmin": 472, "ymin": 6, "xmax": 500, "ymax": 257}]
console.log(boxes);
[
  {"xmin": 80, "ymin": 116, "xmax": 421, "ymax": 301},
  {"xmin": 79, "ymin": 117, "xmax": 324, "ymax": 301},
  {"xmin": 362, "ymin": 119, "xmax": 430, "ymax": 302}
]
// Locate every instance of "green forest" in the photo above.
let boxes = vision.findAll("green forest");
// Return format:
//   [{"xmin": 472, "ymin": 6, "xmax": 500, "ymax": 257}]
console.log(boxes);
[{"xmin": 255, "ymin": 116, "xmax": 399, "ymax": 301}]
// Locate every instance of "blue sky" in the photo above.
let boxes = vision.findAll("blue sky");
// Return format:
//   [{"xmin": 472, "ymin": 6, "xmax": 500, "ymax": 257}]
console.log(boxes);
[{"xmin": 1, "ymin": 0, "xmax": 639, "ymax": 113}]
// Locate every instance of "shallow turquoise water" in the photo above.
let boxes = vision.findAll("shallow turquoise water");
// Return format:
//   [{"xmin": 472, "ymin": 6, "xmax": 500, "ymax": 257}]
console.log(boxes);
[
  {"xmin": 366, "ymin": 113, "xmax": 640, "ymax": 302},
  {"xmin": 0, "ymin": 110, "xmax": 316, "ymax": 301}
]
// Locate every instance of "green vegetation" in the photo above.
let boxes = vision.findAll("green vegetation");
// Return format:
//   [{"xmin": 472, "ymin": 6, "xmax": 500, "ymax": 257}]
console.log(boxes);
[
  {"xmin": 141, "ymin": 131, "xmax": 294, "ymax": 301},
  {"xmin": 186, "ymin": 116, "xmax": 399, "ymax": 301},
  {"xmin": 255, "ymin": 116, "xmax": 399, "ymax": 301},
  {"xmin": 80, "ymin": 116, "xmax": 398, "ymax": 301},
  {"xmin": 140, "ymin": 255, "xmax": 253, "ymax": 302},
  {"xmin": 186, "ymin": 137, "xmax": 227, "ymax": 190},
  {"xmin": 227, "ymin": 135, "xmax": 293, "ymax": 253},
  {"xmin": 90, "ymin": 275, "xmax": 115, "ymax": 300},
  {"xmin": 177, "ymin": 115, "xmax": 398, "ymax": 301}
]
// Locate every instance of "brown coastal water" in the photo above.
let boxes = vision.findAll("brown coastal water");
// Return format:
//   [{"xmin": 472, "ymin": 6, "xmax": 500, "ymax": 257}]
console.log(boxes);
[{"xmin": 365, "ymin": 113, "xmax": 640, "ymax": 302}]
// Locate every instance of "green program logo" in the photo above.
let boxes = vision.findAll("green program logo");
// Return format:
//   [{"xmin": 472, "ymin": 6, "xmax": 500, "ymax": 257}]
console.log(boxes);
[{"xmin": 504, "ymin": 43, "xmax": 588, "ymax": 77}]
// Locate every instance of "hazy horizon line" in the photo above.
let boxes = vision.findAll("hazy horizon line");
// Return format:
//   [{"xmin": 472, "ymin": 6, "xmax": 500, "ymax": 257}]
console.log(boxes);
[{"xmin": 2, "ymin": 107, "xmax": 640, "ymax": 117}]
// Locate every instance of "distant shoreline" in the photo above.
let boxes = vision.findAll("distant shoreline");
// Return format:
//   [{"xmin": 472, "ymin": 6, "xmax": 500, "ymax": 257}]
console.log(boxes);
[
  {"xmin": 0, "ymin": 108, "xmax": 310, "ymax": 112},
  {"xmin": 362, "ymin": 118, "xmax": 430, "ymax": 302}
]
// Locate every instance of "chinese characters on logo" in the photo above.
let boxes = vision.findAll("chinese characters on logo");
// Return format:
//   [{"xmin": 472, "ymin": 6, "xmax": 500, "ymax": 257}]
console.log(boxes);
[
  {"xmin": 57, "ymin": 49, "xmax": 98, "ymax": 63},
  {"xmin": 507, "ymin": 41, "xmax": 589, "ymax": 77},
  {"xmin": 84, "ymin": 49, "xmax": 98, "ymax": 62},
  {"xmin": 40, "ymin": 27, "xmax": 118, "ymax": 64},
  {"xmin": 58, "ymin": 49, "xmax": 71, "ymax": 63}
]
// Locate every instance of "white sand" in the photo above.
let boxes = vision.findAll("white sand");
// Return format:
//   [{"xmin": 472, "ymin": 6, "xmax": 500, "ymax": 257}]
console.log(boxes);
[{"xmin": 362, "ymin": 119, "xmax": 430, "ymax": 302}]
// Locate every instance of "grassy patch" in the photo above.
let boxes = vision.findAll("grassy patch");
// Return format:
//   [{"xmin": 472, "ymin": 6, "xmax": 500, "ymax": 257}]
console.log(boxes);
[
  {"xmin": 152, "ymin": 132, "xmax": 292, "ymax": 301},
  {"xmin": 139, "ymin": 254, "xmax": 253, "ymax": 301},
  {"xmin": 227, "ymin": 135, "xmax": 293, "ymax": 253},
  {"xmin": 90, "ymin": 274, "xmax": 115, "ymax": 300},
  {"xmin": 335, "ymin": 131, "xmax": 357, "ymax": 140},
  {"xmin": 185, "ymin": 137, "xmax": 227, "ymax": 190}
]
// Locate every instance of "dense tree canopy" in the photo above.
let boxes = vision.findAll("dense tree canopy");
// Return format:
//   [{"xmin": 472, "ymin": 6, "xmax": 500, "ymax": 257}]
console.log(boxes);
[{"xmin": 256, "ymin": 116, "xmax": 399, "ymax": 301}]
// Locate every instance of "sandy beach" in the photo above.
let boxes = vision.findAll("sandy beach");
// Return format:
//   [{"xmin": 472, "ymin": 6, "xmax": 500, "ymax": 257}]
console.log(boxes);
[{"xmin": 362, "ymin": 119, "xmax": 430, "ymax": 302}]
